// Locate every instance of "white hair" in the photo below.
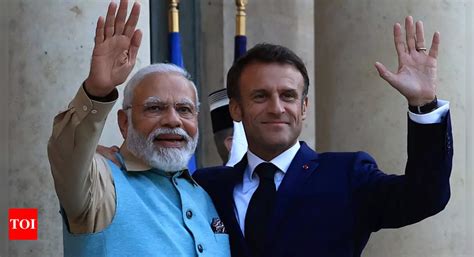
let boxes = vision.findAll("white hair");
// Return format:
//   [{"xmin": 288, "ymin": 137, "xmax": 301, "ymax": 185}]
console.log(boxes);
[{"xmin": 122, "ymin": 63, "xmax": 200, "ymax": 111}]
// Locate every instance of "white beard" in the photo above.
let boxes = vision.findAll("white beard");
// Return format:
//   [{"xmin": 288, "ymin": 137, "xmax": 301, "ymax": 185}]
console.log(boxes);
[{"xmin": 126, "ymin": 125, "xmax": 198, "ymax": 172}]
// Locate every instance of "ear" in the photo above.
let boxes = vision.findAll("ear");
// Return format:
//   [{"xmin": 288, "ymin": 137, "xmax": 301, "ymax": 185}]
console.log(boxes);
[
  {"xmin": 224, "ymin": 135, "xmax": 233, "ymax": 152},
  {"xmin": 118, "ymin": 109, "xmax": 129, "ymax": 139},
  {"xmin": 301, "ymin": 96, "xmax": 308, "ymax": 120},
  {"xmin": 229, "ymin": 98, "xmax": 242, "ymax": 122}
]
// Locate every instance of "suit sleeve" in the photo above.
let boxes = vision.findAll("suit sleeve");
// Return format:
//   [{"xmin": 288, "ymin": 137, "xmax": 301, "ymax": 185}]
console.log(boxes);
[{"xmin": 353, "ymin": 112, "xmax": 452, "ymax": 232}]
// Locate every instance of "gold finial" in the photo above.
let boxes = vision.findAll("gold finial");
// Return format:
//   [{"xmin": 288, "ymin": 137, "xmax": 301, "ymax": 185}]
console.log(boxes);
[
  {"xmin": 169, "ymin": 0, "xmax": 180, "ymax": 33},
  {"xmin": 235, "ymin": 0, "xmax": 248, "ymax": 36}
]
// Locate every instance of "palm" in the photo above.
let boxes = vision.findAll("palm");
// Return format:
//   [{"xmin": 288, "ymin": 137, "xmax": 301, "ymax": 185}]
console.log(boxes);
[
  {"xmin": 85, "ymin": 0, "xmax": 142, "ymax": 97},
  {"xmin": 90, "ymin": 35, "xmax": 135, "ymax": 89},
  {"xmin": 375, "ymin": 17, "xmax": 440, "ymax": 106},
  {"xmin": 394, "ymin": 49, "xmax": 437, "ymax": 103}
]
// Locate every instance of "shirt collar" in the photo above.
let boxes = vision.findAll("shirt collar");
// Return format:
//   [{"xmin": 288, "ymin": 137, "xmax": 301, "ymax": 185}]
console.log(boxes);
[
  {"xmin": 118, "ymin": 143, "xmax": 197, "ymax": 186},
  {"xmin": 246, "ymin": 141, "xmax": 301, "ymax": 181}
]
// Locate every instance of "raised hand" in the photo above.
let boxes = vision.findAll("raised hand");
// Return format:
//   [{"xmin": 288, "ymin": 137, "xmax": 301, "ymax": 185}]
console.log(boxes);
[
  {"xmin": 375, "ymin": 16, "xmax": 439, "ymax": 106},
  {"xmin": 84, "ymin": 0, "xmax": 142, "ymax": 97}
]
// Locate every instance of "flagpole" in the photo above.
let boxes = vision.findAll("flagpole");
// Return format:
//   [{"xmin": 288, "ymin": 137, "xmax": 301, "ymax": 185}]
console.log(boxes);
[
  {"xmin": 233, "ymin": 0, "xmax": 248, "ymax": 62},
  {"xmin": 167, "ymin": 0, "xmax": 183, "ymax": 69},
  {"xmin": 169, "ymin": 0, "xmax": 179, "ymax": 33},
  {"xmin": 235, "ymin": 0, "xmax": 247, "ymax": 36}
]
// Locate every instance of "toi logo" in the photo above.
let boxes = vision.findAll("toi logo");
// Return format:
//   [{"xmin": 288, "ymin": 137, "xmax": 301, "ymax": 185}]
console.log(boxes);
[{"xmin": 9, "ymin": 208, "xmax": 38, "ymax": 240}]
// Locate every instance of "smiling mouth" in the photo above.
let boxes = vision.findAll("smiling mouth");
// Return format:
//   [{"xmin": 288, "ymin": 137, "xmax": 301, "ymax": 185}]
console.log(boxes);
[
  {"xmin": 262, "ymin": 121, "xmax": 288, "ymax": 125},
  {"xmin": 154, "ymin": 134, "xmax": 186, "ymax": 144}
]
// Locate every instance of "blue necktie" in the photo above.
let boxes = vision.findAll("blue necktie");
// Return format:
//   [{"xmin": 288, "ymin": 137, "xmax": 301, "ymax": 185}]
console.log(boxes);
[{"xmin": 245, "ymin": 162, "xmax": 278, "ymax": 257}]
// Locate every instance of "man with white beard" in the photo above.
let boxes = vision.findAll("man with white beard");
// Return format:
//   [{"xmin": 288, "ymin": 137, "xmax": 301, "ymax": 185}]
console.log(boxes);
[
  {"xmin": 47, "ymin": 1, "xmax": 230, "ymax": 256},
  {"xmin": 122, "ymin": 65, "xmax": 199, "ymax": 172}
]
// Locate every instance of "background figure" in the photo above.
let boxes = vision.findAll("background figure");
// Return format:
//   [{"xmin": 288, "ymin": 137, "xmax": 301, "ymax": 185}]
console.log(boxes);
[
  {"xmin": 209, "ymin": 88, "xmax": 248, "ymax": 166},
  {"xmin": 209, "ymin": 88, "xmax": 234, "ymax": 163},
  {"xmin": 207, "ymin": 0, "xmax": 249, "ymax": 166}
]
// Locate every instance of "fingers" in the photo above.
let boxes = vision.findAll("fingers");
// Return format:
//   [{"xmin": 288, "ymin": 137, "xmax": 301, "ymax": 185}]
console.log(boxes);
[
  {"xmin": 95, "ymin": 16, "xmax": 105, "ymax": 44},
  {"xmin": 114, "ymin": 0, "xmax": 129, "ymax": 35},
  {"xmin": 393, "ymin": 23, "xmax": 406, "ymax": 55},
  {"xmin": 96, "ymin": 145, "xmax": 121, "ymax": 167},
  {"xmin": 429, "ymin": 31, "xmax": 440, "ymax": 58},
  {"xmin": 96, "ymin": 145, "xmax": 117, "ymax": 159},
  {"xmin": 400, "ymin": 17, "xmax": 434, "ymax": 55},
  {"xmin": 128, "ymin": 30, "xmax": 143, "ymax": 66},
  {"xmin": 415, "ymin": 20, "xmax": 425, "ymax": 50},
  {"xmin": 104, "ymin": 1, "xmax": 118, "ymax": 39},
  {"xmin": 375, "ymin": 62, "xmax": 397, "ymax": 87},
  {"xmin": 100, "ymin": 1, "xmax": 140, "ymax": 40},
  {"xmin": 405, "ymin": 16, "xmax": 416, "ymax": 53},
  {"xmin": 124, "ymin": 2, "xmax": 141, "ymax": 38}
]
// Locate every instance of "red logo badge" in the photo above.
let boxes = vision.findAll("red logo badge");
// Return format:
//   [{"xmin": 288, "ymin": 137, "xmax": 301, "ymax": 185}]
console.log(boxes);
[{"xmin": 9, "ymin": 208, "xmax": 38, "ymax": 240}]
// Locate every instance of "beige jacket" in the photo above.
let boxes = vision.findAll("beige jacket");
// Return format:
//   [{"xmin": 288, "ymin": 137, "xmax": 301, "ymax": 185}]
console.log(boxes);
[{"xmin": 47, "ymin": 86, "xmax": 159, "ymax": 234}]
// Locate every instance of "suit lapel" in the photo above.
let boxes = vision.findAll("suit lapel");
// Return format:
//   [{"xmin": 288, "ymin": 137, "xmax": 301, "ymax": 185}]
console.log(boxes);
[
  {"xmin": 218, "ymin": 144, "xmax": 320, "ymax": 256},
  {"xmin": 213, "ymin": 157, "xmax": 250, "ymax": 256},
  {"xmin": 267, "ymin": 142, "xmax": 320, "ymax": 241}
]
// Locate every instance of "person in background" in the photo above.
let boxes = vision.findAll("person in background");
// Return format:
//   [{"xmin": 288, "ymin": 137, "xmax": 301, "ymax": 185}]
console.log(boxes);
[{"xmin": 208, "ymin": 88, "xmax": 235, "ymax": 163}]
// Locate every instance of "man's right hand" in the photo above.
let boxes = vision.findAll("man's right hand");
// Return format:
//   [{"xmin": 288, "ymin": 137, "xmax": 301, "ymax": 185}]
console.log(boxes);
[
  {"xmin": 84, "ymin": 0, "xmax": 142, "ymax": 97},
  {"xmin": 96, "ymin": 145, "xmax": 123, "ymax": 168}
]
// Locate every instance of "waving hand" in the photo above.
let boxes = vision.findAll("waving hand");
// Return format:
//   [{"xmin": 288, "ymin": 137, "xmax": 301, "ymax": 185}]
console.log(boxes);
[
  {"xmin": 375, "ymin": 16, "xmax": 439, "ymax": 106},
  {"xmin": 84, "ymin": 0, "xmax": 142, "ymax": 97}
]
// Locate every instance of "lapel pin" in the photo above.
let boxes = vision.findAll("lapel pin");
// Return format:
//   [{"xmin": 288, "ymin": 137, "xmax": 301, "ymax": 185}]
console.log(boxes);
[{"xmin": 302, "ymin": 164, "xmax": 309, "ymax": 170}]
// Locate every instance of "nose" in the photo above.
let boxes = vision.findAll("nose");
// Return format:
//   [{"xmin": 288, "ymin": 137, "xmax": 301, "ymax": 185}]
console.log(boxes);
[
  {"xmin": 268, "ymin": 96, "xmax": 285, "ymax": 115},
  {"xmin": 159, "ymin": 107, "xmax": 183, "ymax": 128}
]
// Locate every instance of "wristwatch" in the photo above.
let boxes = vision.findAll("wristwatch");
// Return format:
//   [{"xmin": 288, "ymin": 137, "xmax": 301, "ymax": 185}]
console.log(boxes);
[{"xmin": 408, "ymin": 97, "xmax": 438, "ymax": 114}]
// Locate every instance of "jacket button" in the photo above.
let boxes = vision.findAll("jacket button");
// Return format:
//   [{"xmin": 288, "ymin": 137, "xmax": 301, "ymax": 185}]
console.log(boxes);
[
  {"xmin": 197, "ymin": 244, "xmax": 203, "ymax": 253},
  {"xmin": 186, "ymin": 210, "xmax": 193, "ymax": 219}
]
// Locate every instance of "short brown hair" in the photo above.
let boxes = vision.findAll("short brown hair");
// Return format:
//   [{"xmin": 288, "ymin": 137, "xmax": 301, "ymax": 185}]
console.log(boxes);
[{"xmin": 226, "ymin": 43, "xmax": 309, "ymax": 100}]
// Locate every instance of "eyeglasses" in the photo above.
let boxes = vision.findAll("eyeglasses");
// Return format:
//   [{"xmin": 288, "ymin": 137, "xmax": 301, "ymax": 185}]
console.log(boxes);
[{"xmin": 125, "ymin": 100, "xmax": 198, "ymax": 120}]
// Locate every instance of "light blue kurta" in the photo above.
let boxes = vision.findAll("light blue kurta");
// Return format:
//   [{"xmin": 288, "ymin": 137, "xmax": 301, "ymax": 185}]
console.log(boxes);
[{"xmin": 62, "ymin": 160, "xmax": 230, "ymax": 257}]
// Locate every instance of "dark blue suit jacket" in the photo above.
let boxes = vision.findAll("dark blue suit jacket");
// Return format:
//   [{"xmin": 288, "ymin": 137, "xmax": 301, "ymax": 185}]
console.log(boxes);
[{"xmin": 193, "ymin": 114, "xmax": 453, "ymax": 257}]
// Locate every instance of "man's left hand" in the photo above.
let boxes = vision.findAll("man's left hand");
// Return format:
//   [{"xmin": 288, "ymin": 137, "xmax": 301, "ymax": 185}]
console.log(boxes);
[{"xmin": 375, "ymin": 16, "xmax": 439, "ymax": 106}]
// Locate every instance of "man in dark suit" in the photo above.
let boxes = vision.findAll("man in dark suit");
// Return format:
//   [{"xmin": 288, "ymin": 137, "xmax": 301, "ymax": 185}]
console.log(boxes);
[{"xmin": 193, "ymin": 16, "xmax": 452, "ymax": 257}]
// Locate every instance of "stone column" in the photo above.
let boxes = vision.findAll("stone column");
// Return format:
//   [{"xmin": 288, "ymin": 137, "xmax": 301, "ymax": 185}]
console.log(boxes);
[
  {"xmin": 199, "ymin": 0, "xmax": 315, "ymax": 166},
  {"xmin": 0, "ymin": 1, "xmax": 11, "ymax": 255},
  {"xmin": 2, "ymin": 1, "xmax": 150, "ymax": 256},
  {"xmin": 314, "ymin": 0, "xmax": 472, "ymax": 256}
]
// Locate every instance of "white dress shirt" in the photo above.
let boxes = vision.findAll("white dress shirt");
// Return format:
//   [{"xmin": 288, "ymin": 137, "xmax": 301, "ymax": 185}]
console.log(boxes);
[
  {"xmin": 233, "ymin": 142, "xmax": 300, "ymax": 234},
  {"xmin": 233, "ymin": 100, "xmax": 450, "ymax": 234}
]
